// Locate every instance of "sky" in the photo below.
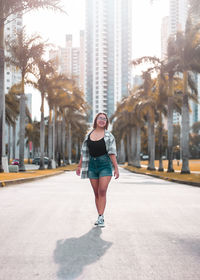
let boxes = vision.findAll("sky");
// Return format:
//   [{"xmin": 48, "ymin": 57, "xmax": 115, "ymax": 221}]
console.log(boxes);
[{"xmin": 23, "ymin": 0, "xmax": 169, "ymax": 120}]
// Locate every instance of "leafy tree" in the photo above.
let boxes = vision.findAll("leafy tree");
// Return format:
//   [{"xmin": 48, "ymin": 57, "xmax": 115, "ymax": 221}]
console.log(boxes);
[
  {"xmin": 6, "ymin": 28, "xmax": 45, "ymax": 171},
  {"xmin": 0, "ymin": 0, "xmax": 64, "ymax": 172}
]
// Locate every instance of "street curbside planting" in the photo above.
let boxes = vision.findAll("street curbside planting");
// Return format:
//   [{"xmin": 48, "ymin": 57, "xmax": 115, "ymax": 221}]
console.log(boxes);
[
  {"xmin": 0, "ymin": 165, "xmax": 77, "ymax": 187},
  {"xmin": 123, "ymin": 164, "xmax": 200, "ymax": 187}
]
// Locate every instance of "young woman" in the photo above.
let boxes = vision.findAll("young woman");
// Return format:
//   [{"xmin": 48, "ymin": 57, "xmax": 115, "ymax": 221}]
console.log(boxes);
[{"xmin": 76, "ymin": 112, "xmax": 119, "ymax": 227}]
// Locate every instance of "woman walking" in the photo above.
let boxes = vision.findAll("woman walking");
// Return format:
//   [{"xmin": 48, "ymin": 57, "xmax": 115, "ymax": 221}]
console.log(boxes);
[{"xmin": 76, "ymin": 112, "xmax": 119, "ymax": 227}]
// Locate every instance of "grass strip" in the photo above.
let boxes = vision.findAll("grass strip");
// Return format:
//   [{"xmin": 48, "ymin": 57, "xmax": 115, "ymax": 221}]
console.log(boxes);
[
  {"xmin": 124, "ymin": 164, "xmax": 200, "ymax": 186},
  {"xmin": 0, "ymin": 165, "xmax": 77, "ymax": 186}
]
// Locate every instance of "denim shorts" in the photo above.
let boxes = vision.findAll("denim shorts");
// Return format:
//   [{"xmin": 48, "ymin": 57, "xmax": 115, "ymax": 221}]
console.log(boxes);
[{"xmin": 88, "ymin": 154, "xmax": 113, "ymax": 179}]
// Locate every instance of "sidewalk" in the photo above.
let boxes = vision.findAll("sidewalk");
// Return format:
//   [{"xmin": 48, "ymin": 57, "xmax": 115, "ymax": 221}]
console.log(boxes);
[
  {"xmin": 124, "ymin": 164, "xmax": 200, "ymax": 187},
  {"xmin": 0, "ymin": 165, "xmax": 76, "ymax": 187}
]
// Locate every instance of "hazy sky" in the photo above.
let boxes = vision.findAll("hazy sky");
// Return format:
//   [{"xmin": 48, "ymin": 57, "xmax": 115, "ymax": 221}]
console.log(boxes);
[{"xmin": 23, "ymin": 0, "xmax": 169, "ymax": 119}]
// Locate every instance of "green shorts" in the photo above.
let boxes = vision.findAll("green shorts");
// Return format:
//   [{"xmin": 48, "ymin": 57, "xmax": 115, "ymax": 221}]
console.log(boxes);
[{"xmin": 88, "ymin": 154, "xmax": 113, "ymax": 179}]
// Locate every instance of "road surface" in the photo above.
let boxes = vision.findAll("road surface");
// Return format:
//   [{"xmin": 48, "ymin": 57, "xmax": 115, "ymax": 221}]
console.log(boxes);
[{"xmin": 0, "ymin": 168, "xmax": 200, "ymax": 280}]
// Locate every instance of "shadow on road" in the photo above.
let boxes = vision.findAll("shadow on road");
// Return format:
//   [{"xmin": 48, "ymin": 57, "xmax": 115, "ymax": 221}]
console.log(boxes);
[{"xmin": 53, "ymin": 227, "xmax": 112, "ymax": 280}]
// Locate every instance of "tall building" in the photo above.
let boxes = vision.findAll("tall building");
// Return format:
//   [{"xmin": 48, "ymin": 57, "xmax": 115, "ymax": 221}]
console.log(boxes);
[
  {"xmin": 79, "ymin": 31, "xmax": 85, "ymax": 91},
  {"xmin": 65, "ymin": 34, "xmax": 73, "ymax": 77},
  {"xmin": 50, "ymin": 34, "xmax": 83, "ymax": 90},
  {"xmin": 190, "ymin": 73, "xmax": 200, "ymax": 128},
  {"xmin": 161, "ymin": 0, "xmax": 189, "ymax": 61},
  {"xmin": 161, "ymin": 16, "xmax": 169, "ymax": 60},
  {"xmin": 71, "ymin": 47, "xmax": 80, "ymax": 86},
  {"xmin": 4, "ymin": 14, "xmax": 23, "ymax": 93},
  {"xmin": 85, "ymin": 0, "xmax": 132, "ymax": 121},
  {"xmin": 169, "ymin": 0, "xmax": 189, "ymax": 34}
]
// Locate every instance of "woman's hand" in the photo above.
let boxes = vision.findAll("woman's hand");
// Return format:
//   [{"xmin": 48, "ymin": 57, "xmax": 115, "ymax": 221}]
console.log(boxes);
[
  {"xmin": 114, "ymin": 167, "xmax": 119, "ymax": 179},
  {"xmin": 76, "ymin": 166, "xmax": 81, "ymax": 176}
]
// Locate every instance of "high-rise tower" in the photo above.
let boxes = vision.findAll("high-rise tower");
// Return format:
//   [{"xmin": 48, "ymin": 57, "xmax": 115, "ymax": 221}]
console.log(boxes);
[{"xmin": 85, "ymin": 0, "xmax": 132, "ymax": 122}]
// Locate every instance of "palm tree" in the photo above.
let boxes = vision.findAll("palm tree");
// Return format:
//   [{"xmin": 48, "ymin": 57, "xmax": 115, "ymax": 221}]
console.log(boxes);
[
  {"xmin": 30, "ymin": 58, "xmax": 55, "ymax": 169},
  {"xmin": 5, "ymin": 91, "xmax": 19, "ymax": 163},
  {"xmin": 31, "ymin": 120, "xmax": 40, "ymax": 158},
  {"xmin": 110, "ymin": 103, "xmax": 131, "ymax": 164},
  {"xmin": 58, "ymin": 85, "xmax": 87, "ymax": 165},
  {"xmin": 173, "ymin": 20, "xmax": 200, "ymax": 173},
  {"xmin": 110, "ymin": 91, "xmax": 144, "ymax": 167},
  {"xmin": 0, "ymin": 0, "xmax": 64, "ymax": 172},
  {"xmin": 139, "ymin": 71, "xmax": 156, "ymax": 170},
  {"xmin": 45, "ymin": 74, "xmax": 78, "ymax": 167},
  {"xmin": 6, "ymin": 28, "xmax": 45, "ymax": 171}
]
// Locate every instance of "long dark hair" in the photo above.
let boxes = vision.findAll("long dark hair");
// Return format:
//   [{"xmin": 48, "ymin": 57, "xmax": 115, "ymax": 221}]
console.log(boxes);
[{"xmin": 93, "ymin": 112, "xmax": 109, "ymax": 130}]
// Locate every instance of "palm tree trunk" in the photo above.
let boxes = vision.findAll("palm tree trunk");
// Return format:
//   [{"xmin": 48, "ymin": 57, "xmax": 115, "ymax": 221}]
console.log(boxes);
[
  {"xmin": 135, "ymin": 124, "xmax": 141, "ymax": 168},
  {"xmin": 12, "ymin": 123, "xmax": 16, "ymax": 160},
  {"xmin": 67, "ymin": 122, "xmax": 72, "ymax": 164},
  {"xmin": 167, "ymin": 97, "xmax": 174, "ymax": 172},
  {"xmin": 48, "ymin": 108, "xmax": 53, "ymax": 169},
  {"xmin": 27, "ymin": 143, "xmax": 31, "ymax": 164},
  {"xmin": 130, "ymin": 127, "xmax": 135, "ymax": 165},
  {"xmin": 158, "ymin": 113, "xmax": 164, "ymax": 171},
  {"xmin": 53, "ymin": 107, "xmax": 56, "ymax": 164},
  {"xmin": 62, "ymin": 114, "xmax": 66, "ymax": 165},
  {"xmin": 181, "ymin": 71, "xmax": 190, "ymax": 174},
  {"xmin": 167, "ymin": 74, "xmax": 174, "ymax": 172},
  {"xmin": 8, "ymin": 124, "xmax": 11, "ymax": 164},
  {"xmin": 39, "ymin": 95, "xmax": 45, "ymax": 170},
  {"xmin": 57, "ymin": 119, "xmax": 62, "ymax": 166},
  {"xmin": 127, "ymin": 132, "xmax": 131, "ymax": 164},
  {"xmin": 131, "ymin": 126, "xmax": 137, "ymax": 167},
  {"xmin": 0, "ymin": 20, "xmax": 5, "ymax": 172},
  {"xmin": 120, "ymin": 139, "xmax": 125, "ymax": 163},
  {"xmin": 19, "ymin": 93, "xmax": 26, "ymax": 171},
  {"xmin": 147, "ymin": 113, "xmax": 156, "ymax": 170},
  {"xmin": 75, "ymin": 138, "xmax": 79, "ymax": 163}
]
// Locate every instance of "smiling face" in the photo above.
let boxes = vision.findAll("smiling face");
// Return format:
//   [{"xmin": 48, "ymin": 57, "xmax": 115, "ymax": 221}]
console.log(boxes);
[{"xmin": 93, "ymin": 113, "xmax": 108, "ymax": 129}]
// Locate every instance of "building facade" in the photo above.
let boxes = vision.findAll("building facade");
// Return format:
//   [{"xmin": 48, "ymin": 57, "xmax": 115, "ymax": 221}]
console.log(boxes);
[
  {"xmin": 51, "ymin": 33, "xmax": 84, "ymax": 90},
  {"xmin": 161, "ymin": 16, "xmax": 170, "ymax": 60},
  {"xmin": 169, "ymin": 0, "xmax": 188, "ymax": 35},
  {"xmin": 85, "ymin": 0, "xmax": 132, "ymax": 122}
]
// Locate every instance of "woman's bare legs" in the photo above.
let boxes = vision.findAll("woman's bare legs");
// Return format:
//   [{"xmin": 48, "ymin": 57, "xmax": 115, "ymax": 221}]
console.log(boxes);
[
  {"xmin": 98, "ymin": 176, "xmax": 111, "ymax": 215},
  {"xmin": 90, "ymin": 176, "xmax": 112, "ymax": 215},
  {"xmin": 90, "ymin": 179, "xmax": 100, "ymax": 213}
]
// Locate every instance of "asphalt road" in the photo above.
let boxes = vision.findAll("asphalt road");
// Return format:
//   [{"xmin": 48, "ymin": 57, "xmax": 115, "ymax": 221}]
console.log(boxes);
[{"xmin": 0, "ymin": 168, "xmax": 200, "ymax": 280}]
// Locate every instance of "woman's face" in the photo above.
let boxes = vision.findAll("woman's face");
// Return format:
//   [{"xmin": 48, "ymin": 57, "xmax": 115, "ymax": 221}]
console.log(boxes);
[{"xmin": 96, "ymin": 114, "xmax": 107, "ymax": 128}]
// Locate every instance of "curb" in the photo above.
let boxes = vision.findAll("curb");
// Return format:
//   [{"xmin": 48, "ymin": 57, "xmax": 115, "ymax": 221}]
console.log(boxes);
[
  {"xmin": 0, "ymin": 170, "xmax": 65, "ymax": 187},
  {"xmin": 124, "ymin": 167, "xmax": 200, "ymax": 188}
]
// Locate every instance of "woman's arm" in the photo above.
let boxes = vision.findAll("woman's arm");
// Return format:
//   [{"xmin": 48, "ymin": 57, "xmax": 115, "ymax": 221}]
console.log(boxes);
[
  {"xmin": 76, "ymin": 155, "xmax": 82, "ymax": 176},
  {"xmin": 109, "ymin": 154, "xmax": 119, "ymax": 179}
]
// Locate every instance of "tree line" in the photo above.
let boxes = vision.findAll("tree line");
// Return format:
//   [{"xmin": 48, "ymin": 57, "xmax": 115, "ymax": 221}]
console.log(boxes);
[
  {"xmin": 111, "ymin": 2, "xmax": 200, "ymax": 174},
  {"xmin": 1, "ymin": 0, "xmax": 89, "ymax": 172}
]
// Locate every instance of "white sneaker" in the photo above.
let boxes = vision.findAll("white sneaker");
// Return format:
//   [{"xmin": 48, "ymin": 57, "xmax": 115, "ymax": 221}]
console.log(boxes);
[
  {"xmin": 94, "ymin": 215, "xmax": 105, "ymax": 227},
  {"xmin": 94, "ymin": 218, "xmax": 99, "ymax": 226},
  {"xmin": 97, "ymin": 215, "xmax": 105, "ymax": 227}
]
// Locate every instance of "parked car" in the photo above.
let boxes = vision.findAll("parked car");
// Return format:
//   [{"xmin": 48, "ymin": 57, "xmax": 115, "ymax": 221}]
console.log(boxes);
[
  {"xmin": 11, "ymin": 159, "xmax": 19, "ymax": 165},
  {"xmin": 32, "ymin": 157, "xmax": 49, "ymax": 165},
  {"xmin": 141, "ymin": 155, "xmax": 149, "ymax": 160}
]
